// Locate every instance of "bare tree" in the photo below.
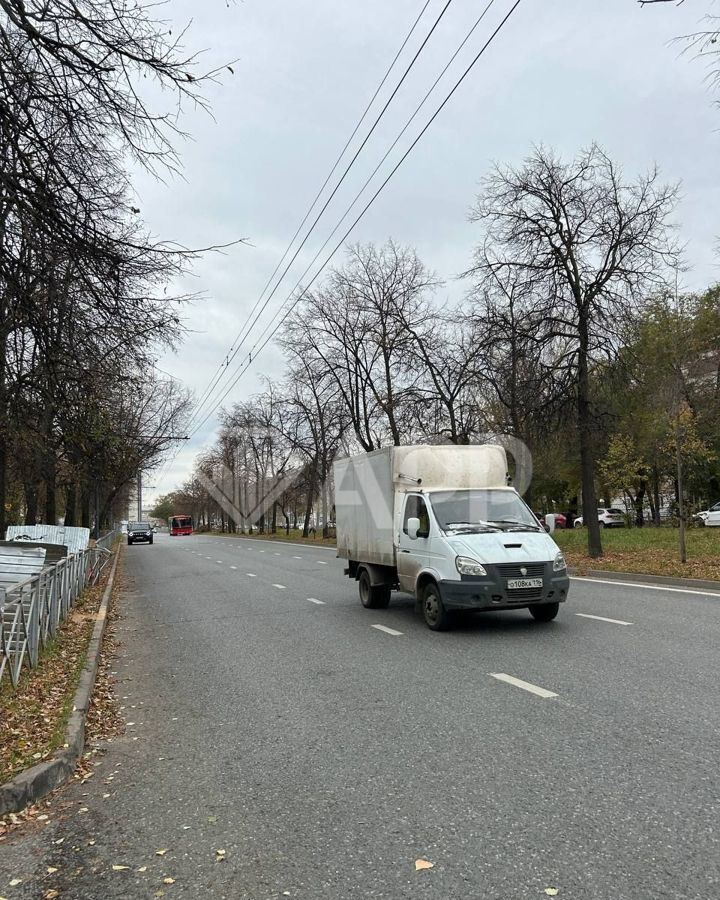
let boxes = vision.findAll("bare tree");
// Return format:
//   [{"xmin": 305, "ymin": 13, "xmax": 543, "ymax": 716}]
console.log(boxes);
[
  {"xmin": 285, "ymin": 242, "xmax": 437, "ymax": 450},
  {"xmin": 467, "ymin": 144, "xmax": 679, "ymax": 557}
]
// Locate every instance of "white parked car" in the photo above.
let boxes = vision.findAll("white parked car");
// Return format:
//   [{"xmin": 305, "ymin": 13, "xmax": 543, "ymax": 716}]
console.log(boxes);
[
  {"xmin": 573, "ymin": 508, "xmax": 625, "ymax": 529},
  {"xmin": 694, "ymin": 500, "xmax": 720, "ymax": 527}
]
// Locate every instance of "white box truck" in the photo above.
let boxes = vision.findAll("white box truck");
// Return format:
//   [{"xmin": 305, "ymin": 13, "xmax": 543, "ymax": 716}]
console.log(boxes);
[{"xmin": 334, "ymin": 444, "xmax": 569, "ymax": 630}]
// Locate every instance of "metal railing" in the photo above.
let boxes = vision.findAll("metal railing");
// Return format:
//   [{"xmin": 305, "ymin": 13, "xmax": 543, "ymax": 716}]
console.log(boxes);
[{"xmin": 0, "ymin": 529, "xmax": 120, "ymax": 689}]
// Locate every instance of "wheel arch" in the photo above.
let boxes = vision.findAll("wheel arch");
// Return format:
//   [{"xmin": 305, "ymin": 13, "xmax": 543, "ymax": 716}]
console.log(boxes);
[{"xmin": 415, "ymin": 569, "xmax": 441, "ymax": 600}]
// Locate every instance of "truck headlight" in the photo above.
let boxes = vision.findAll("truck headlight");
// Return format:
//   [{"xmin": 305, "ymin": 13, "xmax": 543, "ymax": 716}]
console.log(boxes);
[
  {"xmin": 456, "ymin": 556, "xmax": 487, "ymax": 576},
  {"xmin": 553, "ymin": 552, "xmax": 567, "ymax": 571}
]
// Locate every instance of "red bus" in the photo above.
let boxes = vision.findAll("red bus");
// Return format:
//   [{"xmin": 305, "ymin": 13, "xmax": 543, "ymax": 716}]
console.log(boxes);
[{"xmin": 169, "ymin": 515, "xmax": 193, "ymax": 536}]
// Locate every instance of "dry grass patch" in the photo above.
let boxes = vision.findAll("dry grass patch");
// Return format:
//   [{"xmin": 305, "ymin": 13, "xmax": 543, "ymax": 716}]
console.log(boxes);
[{"xmin": 555, "ymin": 527, "xmax": 720, "ymax": 581}]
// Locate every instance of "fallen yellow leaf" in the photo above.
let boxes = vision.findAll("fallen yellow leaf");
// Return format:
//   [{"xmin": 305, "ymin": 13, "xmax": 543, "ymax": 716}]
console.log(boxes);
[
  {"xmin": 155, "ymin": 849, "xmax": 168, "ymax": 856},
  {"xmin": 163, "ymin": 877, "xmax": 175, "ymax": 885},
  {"xmin": 112, "ymin": 864, "xmax": 130, "ymax": 871},
  {"xmin": 47, "ymin": 866, "xmax": 58, "ymax": 874},
  {"xmin": 545, "ymin": 890, "xmax": 559, "ymax": 897},
  {"xmin": 415, "ymin": 859, "xmax": 434, "ymax": 871},
  {"xmin": 45, "ymin": 892, "xmax": 60, "ymax": 900},
  {"xmin": 138, "ymin": 866, "xmax": 148, "ymax": 872},
  {"xmin": 9, "ymin": 881, "xmax": 22, "ymax": 887}
]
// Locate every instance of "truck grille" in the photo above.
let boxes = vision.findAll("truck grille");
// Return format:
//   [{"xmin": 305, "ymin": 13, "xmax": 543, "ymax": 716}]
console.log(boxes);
[
  {"xmin": 496, "ymin": 562, "xmax": 546, "ymax": 579},
  {"xmin": 506, "ymin": 587, "xmax": 544, "ymax": 601}
]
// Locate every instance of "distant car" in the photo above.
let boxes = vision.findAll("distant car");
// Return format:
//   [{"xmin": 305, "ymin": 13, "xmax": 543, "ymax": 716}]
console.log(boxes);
[
  {"xmin": 573, "ymin": 508, "xmax": 625, "ymax": 529},
  {"xmin": 694, "ymin": 500, "xmax": 720, "ymax": 527},
  {"xmin": 127, "ymin": 522, "xmax": 154, "ymax": 545},
  {"xmin": 534, "ymin": 512, "xmax": 567, "ymax": 529}
]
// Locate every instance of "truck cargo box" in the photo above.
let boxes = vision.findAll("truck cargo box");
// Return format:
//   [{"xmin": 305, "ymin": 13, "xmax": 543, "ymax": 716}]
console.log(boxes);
[{"xmin": 334, "ymin": 444, "xmax": 508, "ymax": 567}]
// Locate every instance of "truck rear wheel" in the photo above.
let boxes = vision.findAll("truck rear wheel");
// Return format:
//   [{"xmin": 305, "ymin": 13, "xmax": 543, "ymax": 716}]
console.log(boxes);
[
  {"xmin": 422, "ymin": 582, "xmax": 452, "ymax": 631},
  {"xmin": 529, "ymin": 602, "xmax": 560, "ymax": 622},
  {"xmin": 358, "ymin": 569, "xmax": 391, "ymax": 609}
]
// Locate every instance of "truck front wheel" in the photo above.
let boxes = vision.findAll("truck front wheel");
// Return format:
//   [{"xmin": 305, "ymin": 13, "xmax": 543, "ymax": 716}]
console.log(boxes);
[
  {"xmin": 358, "ymin": 569, "xmax": 391, "ymax": 609},
  {"xmin": 529, "ymin": 602, "xmax": 560, "ymax": 622},
  {"xmin": 422, "ymin": 582, "xmax": 452, "ymax": 631}
]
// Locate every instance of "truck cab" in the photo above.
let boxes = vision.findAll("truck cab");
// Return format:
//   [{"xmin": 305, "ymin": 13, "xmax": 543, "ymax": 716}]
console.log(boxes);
[{"xmin": 395, "ymin": 487, "xmax": 568, "ymax": 629}]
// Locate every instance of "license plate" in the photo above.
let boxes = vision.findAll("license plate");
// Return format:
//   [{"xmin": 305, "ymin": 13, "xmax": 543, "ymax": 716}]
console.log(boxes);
[{"xmin": 507, "ymin": 578, "xmax": 543, "ymax": 589}]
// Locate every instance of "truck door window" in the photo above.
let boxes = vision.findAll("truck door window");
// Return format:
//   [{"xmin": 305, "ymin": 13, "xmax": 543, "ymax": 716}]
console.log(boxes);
[{"xmin": 404, "ymin": 495, "xmax": 430, "ymax": 538}]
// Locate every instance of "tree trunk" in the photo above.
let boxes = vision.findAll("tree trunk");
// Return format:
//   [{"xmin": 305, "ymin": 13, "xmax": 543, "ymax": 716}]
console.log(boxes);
[
  {"xmin": 25, "ymin": 482, "xmax": 39, "ymax": 524},
  {"xmin": 634, "ymin": 481, "xmax": 646, "ymax": 527},
  {"xmin": 45, "ymin": 455, "xmax": 57, "ymax": 524},
  {"xmin": 0, "ymin": 324, "xmax": 7, "ymax": 534},
  {"xmin": 0, "ymin": 430, "xmax": 6, "ymax": 534},
  {"xmin": 64, "ymin": 483, "xmax": 78, "ymax": 526},
  {"xmin": 302, "ymin": 470, "xmax": 316, "ymax": 538},
  {"xmin": 577, "ymin": 333, "xmax": 602, "ymax": 557},
  {"xmin": 81, "ymin": 485, "xmax": 91, "ymax": 529},
  {"xmin": 652, "ymin": 464, "xmax": 661, "ymax": 525},
  {"xmin": 271, "ymin": 502, "xmax": 277, "ymax": 535}
]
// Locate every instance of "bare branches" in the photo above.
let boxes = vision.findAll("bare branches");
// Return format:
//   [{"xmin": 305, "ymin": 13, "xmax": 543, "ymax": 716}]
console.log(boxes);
[{"xmin": 467, "ymin": 144, "xmax": 679, "ymax": 556}]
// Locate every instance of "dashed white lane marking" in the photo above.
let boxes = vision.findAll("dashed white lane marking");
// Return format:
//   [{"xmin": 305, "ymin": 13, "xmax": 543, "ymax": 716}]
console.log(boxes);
[
  {"xmin": 293, "ymin": 556, "xmax": 302, "ymax": 559},
  {"xmin": 205, "ymin": 556, "xmax": 212, "ymax": 559},
  {"xmin": 246, "ymin": 573, "xmax": 256, "ymax": 578},
  {"xmin": 576, "ymin": 613, "xmax": 633, "ymax": 626},
  {"xmin": 272, "ymin": 584, "xmax": 286, "ymax": 590},
  {"xmin": 274, "ymin": 552, "xmax": 281, "ymax": 556},
  {"xmin": 259, "ymin": 550, "xmax": 265, "ymax": 553},
  {"xmin": 230, "ymin": 566, "xmax": 238, "ymax": 570},
  {"xmin": 316, "ymin": 560, "xmax": 328, "ymax": 565},
  {"xmin": 489, "ymin": 673, "xmax": 557, "ymax": 699},
  {"xmin": 570, "ymin": 576, "xmax": 720, "ymax": 598},
  {"xmin": 371, "ymin": 624, "xmax": 403, "ymax": 636},
  {"xmin": 307, "ymin": 598, "xmax": 325, "ymax": 605},
  {"xmin": 216, "ymin": 560, "xmax": 223, "ymax": 564}
]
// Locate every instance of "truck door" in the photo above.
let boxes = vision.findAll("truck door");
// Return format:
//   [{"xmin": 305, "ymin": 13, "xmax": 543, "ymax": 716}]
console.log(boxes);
[{"xmin": 396, "ymin": 494, "xmax": 431, "ymax": 593}]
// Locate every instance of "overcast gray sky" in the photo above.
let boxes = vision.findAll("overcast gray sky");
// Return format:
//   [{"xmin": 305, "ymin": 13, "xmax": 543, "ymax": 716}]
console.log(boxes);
[{"xmin": 138, "ymin": 0, "xmax": 719, "ymax": 506}]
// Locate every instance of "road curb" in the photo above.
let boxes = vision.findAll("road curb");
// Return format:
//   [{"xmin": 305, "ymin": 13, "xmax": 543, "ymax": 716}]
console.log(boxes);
[
  {"xmin": 0, "ymin": 547, "xmax": 121, "ymax": 817},
  {"xmin": 568, "ymin": 567, "xmax": 720, "ymax": 593}
]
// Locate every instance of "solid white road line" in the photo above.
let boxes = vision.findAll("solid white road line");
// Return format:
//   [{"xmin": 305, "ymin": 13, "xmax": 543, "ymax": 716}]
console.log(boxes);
[
  {"xmin": 307, "ymin": 598, "xmax": 325, "ymax": 605},
  {"xmin": 576, "ymin": 612, "xmax": 633, "ymax": 626},
  {"xmin": 371, "ymin": 624, "xmax": 403, "ymax": 636},
  {"xmin": 570, "ymin": 576, "xmax": 720, "ymax": 598},
  {"xmin": 273, "ymin": 584, "xmax": 286, "ymax": 590},
  {"xmin": 489, "ymin": 673, "xmax": 558, "ymax": 699}
]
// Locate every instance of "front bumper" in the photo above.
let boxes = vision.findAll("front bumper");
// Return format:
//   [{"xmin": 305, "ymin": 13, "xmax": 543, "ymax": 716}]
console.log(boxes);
[
  {"xmin": 437, "ymin": 563, "xmax": 569, "ymax": 611},
  {"xmin": 128, "ymin": 534, "xmax": 152, "ymax": 542}
]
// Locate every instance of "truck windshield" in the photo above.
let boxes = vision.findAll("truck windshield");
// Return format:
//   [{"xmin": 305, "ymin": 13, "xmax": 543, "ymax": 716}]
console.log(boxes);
[{"xmin": 430, "ymin": 490, "xmax": 541, "ymax": 533}]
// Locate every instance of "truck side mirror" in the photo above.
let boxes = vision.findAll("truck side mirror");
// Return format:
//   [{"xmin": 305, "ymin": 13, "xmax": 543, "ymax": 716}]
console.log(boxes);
[{"xmin": 407, "ymin": 517, "xmax": 420, "ymax": 540}]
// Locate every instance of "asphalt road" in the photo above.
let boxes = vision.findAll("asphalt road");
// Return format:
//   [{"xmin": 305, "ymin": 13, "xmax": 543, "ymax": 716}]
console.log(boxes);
[{"xmin": 2, "ymin": 533, "xmax": 719, "ymax": 900}]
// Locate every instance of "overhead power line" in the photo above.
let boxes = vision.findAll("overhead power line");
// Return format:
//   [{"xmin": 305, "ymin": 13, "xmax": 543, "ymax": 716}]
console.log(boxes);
[
  {"xmin": 188, "ymin": 0, "xmax": 525, "ymax": 438},
  {"xmin": 186, "ymin": 0, "xmax": 456, "ymax": 432},
  {"xmin": 241, "ymin": 0, "xmax": 498, "ymax": 368},
  {"xmin": 186, "ymin": 0, "xmax": 437, "ymax": 430}
]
